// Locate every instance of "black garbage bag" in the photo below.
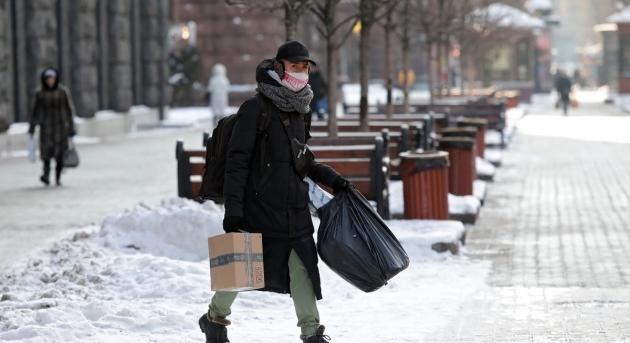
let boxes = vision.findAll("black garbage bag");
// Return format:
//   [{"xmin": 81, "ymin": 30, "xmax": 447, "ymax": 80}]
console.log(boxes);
[{"xmin": 316, "ymin": 187, "xmax": 409, "ymax": 292}]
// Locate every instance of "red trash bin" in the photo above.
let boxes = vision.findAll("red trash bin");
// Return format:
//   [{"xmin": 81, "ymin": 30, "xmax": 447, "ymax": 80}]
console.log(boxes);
[
  {"xmin": 437, "ymin": 137, "xmax": 476, "ymax": 196},
  {"xmin": 456, "ymin": 117, "xmax": 488, "ymax": 158},
  {"xmin": 399, "ymin": 151, "xmax": 450, "ymax": 220}
]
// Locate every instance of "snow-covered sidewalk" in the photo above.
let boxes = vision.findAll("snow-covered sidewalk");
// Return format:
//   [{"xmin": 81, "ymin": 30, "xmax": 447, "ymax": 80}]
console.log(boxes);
[{"xmin": 0, "ymin": 198, "xmax": 489, "ymax": 342}]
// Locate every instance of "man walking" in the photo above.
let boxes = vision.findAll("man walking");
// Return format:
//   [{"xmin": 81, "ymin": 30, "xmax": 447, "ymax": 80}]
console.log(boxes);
[
  {"xmin": 199, "ymin": 41, "xmax": 350, "ymax": 343},
  {"xmin": 555, "ymin": 69, "xmax": 573, "ymax": 115},
  {"xmin": 28, "ymin": 67, "xmax": 76, "ymax": 186}
]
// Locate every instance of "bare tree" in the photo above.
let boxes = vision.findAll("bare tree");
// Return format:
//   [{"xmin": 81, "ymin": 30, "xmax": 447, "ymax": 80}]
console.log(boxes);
[
  {"xmin": 358, "ymin": 0, "xmax": 391, "ymax": 130},
  {"xmin": 456, "ymin": 0, "xmax": 521, "ymax": 92},
  {"xmin": 415, "ymin": 0, "xmax": 474, "ymax": 101},
  {"xmin": 225, "ymin": 0, "xmax": 312, "ymax": 40},
  {"xmin": 310, "ymin": 0, "xmax": 359, "ymax": 136},
  {"xmin": 377, "ymin": 1, "xmax": 400, "ymax": 118},
  {"xmin": 395, "ymin": 0, "xmax": 413, "ymax": 114}
]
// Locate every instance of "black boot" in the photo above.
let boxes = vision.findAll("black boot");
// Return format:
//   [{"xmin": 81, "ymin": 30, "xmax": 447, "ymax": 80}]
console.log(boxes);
[
  {"xmin": 199, "ymin": 314, "xmax": 230, "ymax": 343},
  {"xmin": 301, "ymin": 325, "xmax": 331, "ymax": 342},
  {"xmin": 55, "ymin": 158, "xmax": 63, "ymax": 186},
  {"xmin": 41, "ymin": 160, "xmax": 51, "ymax": 186}
]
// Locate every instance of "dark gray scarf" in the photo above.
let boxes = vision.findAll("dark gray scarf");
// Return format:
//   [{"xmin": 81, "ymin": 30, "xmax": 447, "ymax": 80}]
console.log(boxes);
[{"xmin": 257, "ymin": 78, "xmax": 313, "ymax": 114}]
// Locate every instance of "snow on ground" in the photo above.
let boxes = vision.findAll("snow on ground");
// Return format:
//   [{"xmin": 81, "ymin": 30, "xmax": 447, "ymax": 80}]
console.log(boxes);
[
  {"xmin": 0, "ymin": 198, "xmax": 490, "ymax": 342},
  {"xmin": 484, "ymin": 104, "xmax": 528, "ymax": 147},
  {"xmin": 476, "ymin": 157, "xmax": 496, "ymax": 179},
  {"xmin": 516, "ymin": 114, "xmax": 630, "ymax": 144},
  {"xmin": 163, "ymin": 106, "xmax": 240, "ymax": 127},
  {"xmin": 6, "ymin": 123, "xmax": 29, "ymax": 135},
  {"xmin": 389, "ymin": 180, "xmax": 481, "ymax": 216}
]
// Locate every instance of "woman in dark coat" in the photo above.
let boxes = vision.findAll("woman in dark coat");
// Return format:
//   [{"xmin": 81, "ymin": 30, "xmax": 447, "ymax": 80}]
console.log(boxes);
[
  {"xmin": 28, "ymin": 68, "xmax": 76, "ymax": 186},
  {"xmin": 199, "ymin": 41, "xmax": 350, "ymax": 343}
]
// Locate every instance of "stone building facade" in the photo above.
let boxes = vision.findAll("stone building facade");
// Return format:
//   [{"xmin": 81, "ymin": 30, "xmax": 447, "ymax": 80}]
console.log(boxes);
[
  {"xmin": 171, "ymin": 0, "xmax": 427, "ymax": 99},
  {"xmin": 0, "ymin": 0, "xmax": 169, "ymax": 125},
  {"xmin": 171, "ymin": 0, "xmax": 286, "ymax": 86}
]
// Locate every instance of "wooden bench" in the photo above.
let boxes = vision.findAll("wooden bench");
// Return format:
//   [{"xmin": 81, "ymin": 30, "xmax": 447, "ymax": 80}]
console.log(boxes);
[
  {"xmin": 374, "ymin": 102, "xmax": 506, "ymax": 147},
  {"xmin": 308, "ymin": 126, "xmax": 422, "ymax": 181},
  {"xmin": 177, "ymin": 135, "xmax": 391, "ymax": 219},
  {"xmin": 310, "ymin": 137, "xmax": 390, "ymax": 218},
  {"xmin": 311, "ymin": 121, "xmax": 425, "ymax": 152},
  {"xmin": 335, "ymin": 114, "xmax": 438, "ymax": 151},
  {"xmin": 175, "ymin": 141, "xmax": 206, "ymax": 200}
]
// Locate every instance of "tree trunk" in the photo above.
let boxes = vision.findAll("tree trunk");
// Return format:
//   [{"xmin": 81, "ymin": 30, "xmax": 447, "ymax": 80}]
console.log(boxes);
[
  {"xmin": 402, "ymin": 40, "xmax": 410, "ymax": 114},
  {"xmin": 284, "ymin": 4, "xmax": 298, "ymax": 41},
  {"xmin": 326, "ymin": 38, "xmax": 338, "ymax": 137},
  {"xmin": 384, "ymin": 13, "xmax": 393, "ymax": 119},
  {"xmin": 359, "ymin": 20, "xmax": 370, "ymax": 131},
  {"xmin": 426, "ymin": 42, "xmax": 434, "ymax": 104},
  {"xmin": 436, "ymin": 39, "xmax": 443, "ymax": 99},
  {"xmin": 445, "ymin": 41, "xmax": 451, "ymax": 96}
]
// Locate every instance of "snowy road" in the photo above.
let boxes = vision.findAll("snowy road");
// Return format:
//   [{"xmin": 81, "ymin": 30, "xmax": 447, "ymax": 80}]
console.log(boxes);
[{"xmin": 0, "ymin": 128, "xmax": 205, "ymax": 271}]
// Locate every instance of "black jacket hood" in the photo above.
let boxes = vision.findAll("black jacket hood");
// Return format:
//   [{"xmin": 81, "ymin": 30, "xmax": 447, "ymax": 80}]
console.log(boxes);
[
  {"xmin": 40, "ymin": 67, "xmax": 59, "ymax": 90},
  {"xmin": 255, "ymin": 59, "xmax": 282, "ymax": 87}
]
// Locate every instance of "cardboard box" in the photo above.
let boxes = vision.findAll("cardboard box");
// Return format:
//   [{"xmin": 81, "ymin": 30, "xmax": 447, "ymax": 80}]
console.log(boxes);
[{"xmin": 207, "ymin": 232, "xmax": 265, "ymax": 291}]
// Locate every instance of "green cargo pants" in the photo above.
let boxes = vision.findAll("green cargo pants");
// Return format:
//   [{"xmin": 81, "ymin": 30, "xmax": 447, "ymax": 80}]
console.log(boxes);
[{"xmin": 208, "ymin": 249, "xmax": 320, "ymax": 337}]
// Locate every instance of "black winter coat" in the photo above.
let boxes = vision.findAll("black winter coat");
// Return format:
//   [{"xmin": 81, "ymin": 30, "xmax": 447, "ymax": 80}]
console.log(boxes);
[
  {"xmin": 222, "ymin": 60, "xmax": 341, "ymax": 298},
  {"xmin": 28, "ymin": 69, "xmax": 76, "ymax": 160}
]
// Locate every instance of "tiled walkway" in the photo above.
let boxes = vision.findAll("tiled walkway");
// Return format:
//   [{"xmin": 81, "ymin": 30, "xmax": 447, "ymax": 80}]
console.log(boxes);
[{"xmin": 432, "ymin": 102, "xmax": 630, "ymax": 342}]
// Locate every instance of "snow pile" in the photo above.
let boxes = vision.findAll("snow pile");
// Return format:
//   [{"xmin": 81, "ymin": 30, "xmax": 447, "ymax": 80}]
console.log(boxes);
[
  {"xmin": 389, "ymin": 220, "xmax": 465, "ymax": 250},
  {"xmin": 476, "ymin": 157, "xmax": 496, "ymax": 178},
  {"xmin": 485, "ymin": 149, "xmax": 503, "ymax": 166},
  {"xmin": 389, "ymin": 180, "xmax": 481, "ymax": 216},
  {"xmin": 0, "ymin": 230, "xmax": 213, "ymax": 342},
  {"xmin": 448, "ymin": 194, "xmax": 481, "ymax": 215},
  {"xmin": 100, "ymin": 198, "xmax": 225, "ymax": 261},
  {"xmin": 485, "ymin": 130, "xmax": 503, "ymax": 146},
  {"xmin": 0, "ymin": 199, "xmax": 490, "ymax": 342},
  {"xmin": 388, "ymin": 180, "xmax": 406, "ymax": 215},
  {"xmin": 474, "ymin": 180, "xmax": 488, "ymax": 202}
]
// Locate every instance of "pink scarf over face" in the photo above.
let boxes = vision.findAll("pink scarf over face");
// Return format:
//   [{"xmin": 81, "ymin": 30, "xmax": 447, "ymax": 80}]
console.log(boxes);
[{"xmin": 281, "ymin": 71, "xmax": 309, "ymax": 92}]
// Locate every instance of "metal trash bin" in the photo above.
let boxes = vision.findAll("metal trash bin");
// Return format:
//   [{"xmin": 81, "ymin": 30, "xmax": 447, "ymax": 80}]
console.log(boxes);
[
  {"xmin": 456, "ymin": 117, "xmax": 488, "ymax": 158},
  {"xmin": 437, "ymin": 137, "xmax": 476, "ymax": 196},
  {"xmin": 399, "ymin": 151, "xmax": 450, "ymax": 220}
]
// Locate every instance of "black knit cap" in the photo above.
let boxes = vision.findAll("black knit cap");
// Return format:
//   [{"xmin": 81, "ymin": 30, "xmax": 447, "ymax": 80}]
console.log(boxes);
[{"xmin": 275, "ymin": 40, "xmax": 316, "ymax": 65}]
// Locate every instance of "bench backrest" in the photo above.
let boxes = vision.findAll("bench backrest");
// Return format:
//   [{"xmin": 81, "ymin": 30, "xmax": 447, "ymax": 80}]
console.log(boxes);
[{"xmin": 176, "ymin": 135, "xmax": 391, "ymax": 219}]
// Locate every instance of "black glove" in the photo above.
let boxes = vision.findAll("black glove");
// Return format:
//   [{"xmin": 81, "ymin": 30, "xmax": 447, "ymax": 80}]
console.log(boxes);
[
  {"xmin": 223, "ymin": 215, "xmax": 244, "ymax": 233},
  {"xmin": 332, "ymin": 176, "xmax": 352, "ymax": 195}
]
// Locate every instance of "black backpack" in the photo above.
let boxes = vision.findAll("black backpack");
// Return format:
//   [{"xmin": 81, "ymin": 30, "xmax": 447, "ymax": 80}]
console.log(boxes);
[{"xmin": 198, "ymin": 95, "xmax": 271, "ymax": 203}]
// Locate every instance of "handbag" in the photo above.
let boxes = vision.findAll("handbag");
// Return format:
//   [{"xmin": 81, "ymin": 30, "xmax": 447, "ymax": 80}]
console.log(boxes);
[
  {"xmin": 27, "ymin": 136, "xmax": 37, "ymax": 163},
  {"xmin": 63, "ymin": 139, "xmax": 80, "ymax": 168}
]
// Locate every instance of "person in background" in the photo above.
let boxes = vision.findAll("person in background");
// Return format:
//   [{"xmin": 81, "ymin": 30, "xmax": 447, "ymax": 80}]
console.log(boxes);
[
  {"xmin": 308, "ymin": 66, "xmax": 328, "ymax": 120},
  {"xmin": 554, "ymin": 69, "xmax": 573, "ymax": 115},
  {"xmin": 28, "ymin": 67, "xmax": 76, "ymax": 186},
  {"xmin": 208, "ymin": 63, "xmax": 231, "ymax": 127}
]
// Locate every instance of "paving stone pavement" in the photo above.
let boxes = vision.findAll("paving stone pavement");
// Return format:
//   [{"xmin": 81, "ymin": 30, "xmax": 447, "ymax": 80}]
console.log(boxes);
[
  {"xmin": 431, "ymin": 102, "xmax": 630, "ymax": 342},
  {"xmin": 0, "ymin": 129, "xmax": 204, "ymax": 271}
]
